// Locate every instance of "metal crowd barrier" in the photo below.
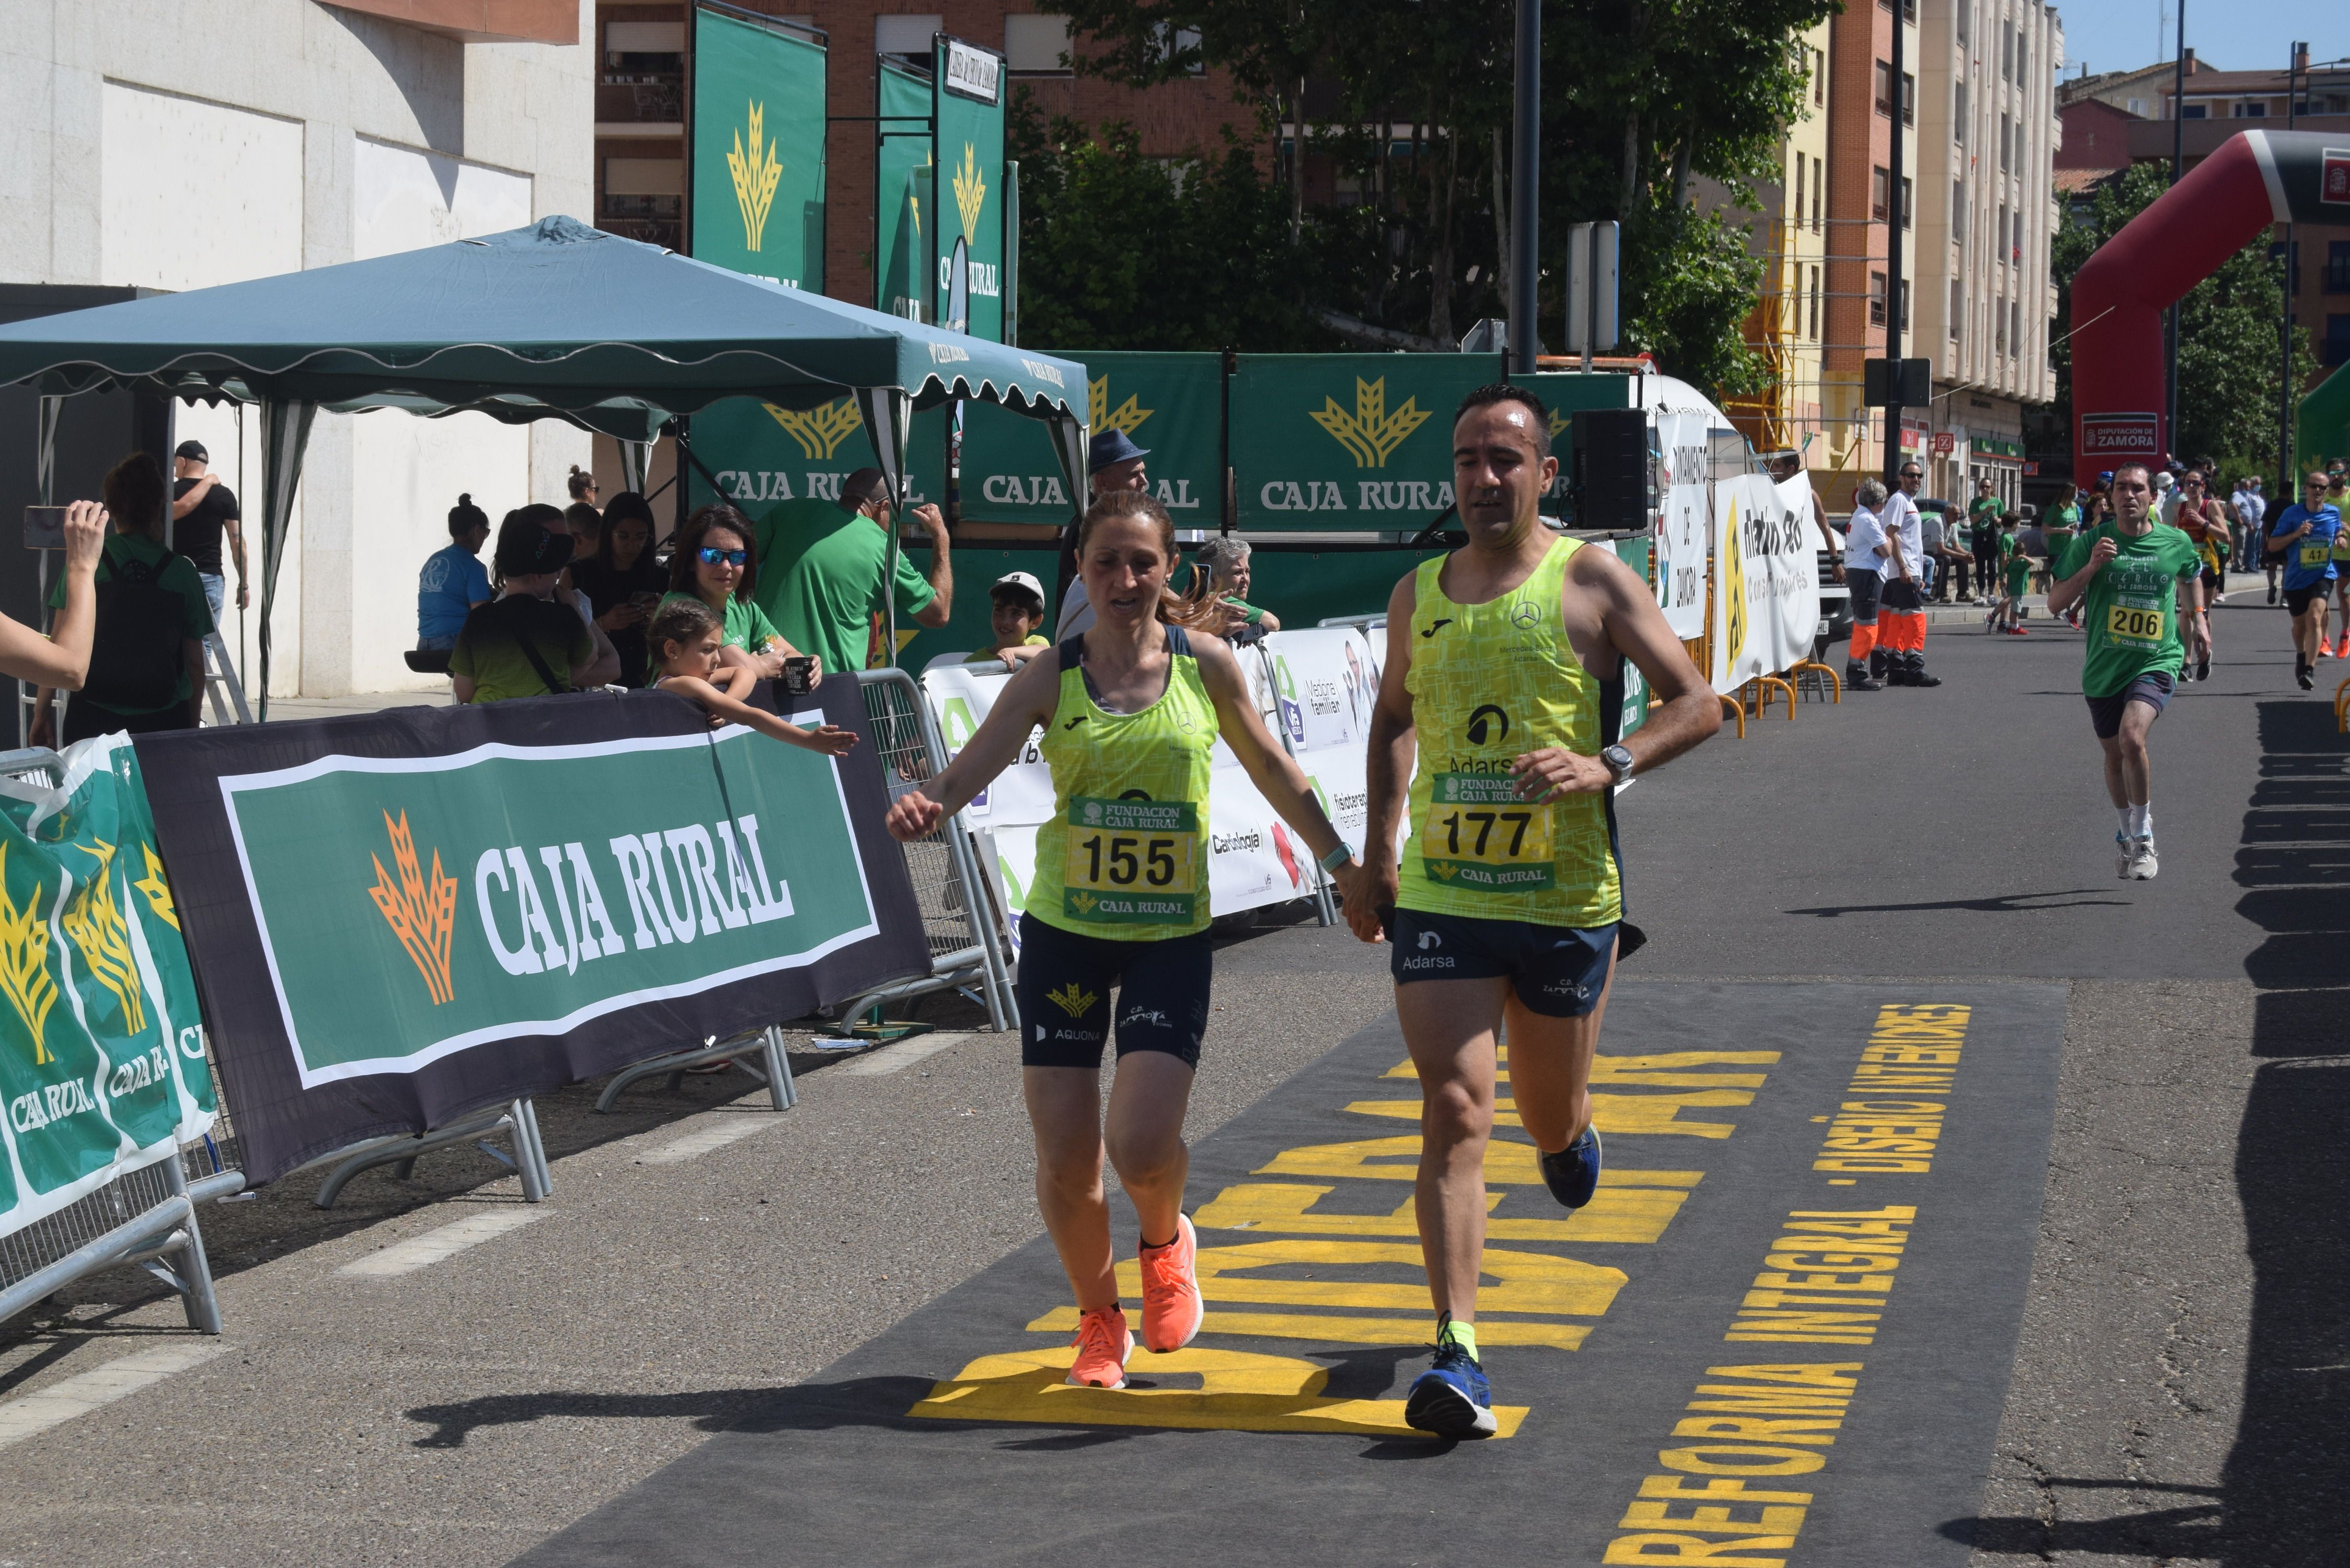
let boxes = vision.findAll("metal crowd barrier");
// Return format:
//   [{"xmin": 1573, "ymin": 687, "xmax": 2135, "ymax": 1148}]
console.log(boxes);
[
  {"xmin": 0, "ymin": 746, "xmax": 234, "ymax": 1333},
  {"xmin": 303, "ymin": 1098, "xmax": 552, "ymax": 1209},
  {"xmin": 850, "ymin": 667, "xmax": 1018, "ymax": 1033}
]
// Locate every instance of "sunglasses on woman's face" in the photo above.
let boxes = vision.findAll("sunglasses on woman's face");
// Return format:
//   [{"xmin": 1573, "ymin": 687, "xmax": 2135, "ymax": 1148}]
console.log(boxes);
[{"xmin": 698, "ymin": 547, "xmax": 747, "ymax": 567}]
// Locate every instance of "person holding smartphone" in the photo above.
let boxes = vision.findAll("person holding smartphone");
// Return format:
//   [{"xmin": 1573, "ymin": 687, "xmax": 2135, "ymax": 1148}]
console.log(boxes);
[
  {"xmin": 6, "ymin": 499, "xmax": 107, "ymax": 695},
  {"xmin": 570, "ymin": 491, "xmax": 669, "ymax": 686}
]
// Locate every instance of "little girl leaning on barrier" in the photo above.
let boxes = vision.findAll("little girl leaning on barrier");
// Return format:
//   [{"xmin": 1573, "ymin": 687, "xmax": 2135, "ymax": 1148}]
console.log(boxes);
[{"xmin": 647, "ymin": 598, "xmax": 857, "ymax": 757}]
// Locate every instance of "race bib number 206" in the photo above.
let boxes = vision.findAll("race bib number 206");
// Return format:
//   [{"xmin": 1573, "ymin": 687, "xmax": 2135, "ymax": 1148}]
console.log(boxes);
[{"xmin": 2105, "ymin": 597, "xmax": 2165, "ymax": 650}]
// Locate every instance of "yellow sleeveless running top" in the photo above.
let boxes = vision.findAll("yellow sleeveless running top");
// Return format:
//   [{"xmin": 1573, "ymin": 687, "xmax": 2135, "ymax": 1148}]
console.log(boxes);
[
  {"xmin": 1399, "ymin": 535, "xmax": 1625, "ymax": 926},
  {"xmin": 1030, "ymin": 624, "xmax": 1218, "ymax": 940}
]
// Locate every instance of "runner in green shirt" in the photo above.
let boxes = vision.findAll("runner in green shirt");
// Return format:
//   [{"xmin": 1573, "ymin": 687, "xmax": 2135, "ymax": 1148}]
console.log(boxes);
[{"xmin": 2048, "ymin": 462, "xmax": 2208, "ymax": 883}]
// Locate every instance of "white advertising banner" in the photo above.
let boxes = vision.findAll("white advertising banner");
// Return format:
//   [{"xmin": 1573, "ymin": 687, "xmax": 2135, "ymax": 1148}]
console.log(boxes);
[
  {"xmin": 1708, "ymin": 474, "xmax": 1822, "ymax": 689},
  {"xmin": 1653, "ymin": 409, "xmax": 1713, "ymax": 641},
  {"xmin": 924, "ymin": 627, "xmax": 1390, "ymax": 952}
]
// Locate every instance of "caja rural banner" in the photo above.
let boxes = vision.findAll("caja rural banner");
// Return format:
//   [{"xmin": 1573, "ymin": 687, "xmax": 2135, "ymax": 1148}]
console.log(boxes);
[
  {"xmin": 950, "ymin": 352, "xmax": 1220, "ymax": 526},
  {"xmin": 1231, "ymin": 354, "xmax": 1508, "ymax": 532},
  {"xmin": 875, "ymin": 57, "xmax": 932, "ymax": 321},
  {"xmin": 691, "ymin": 7, "xmax": 826, "ymax": 291},
  {"xmin": 930, "ymin": 35, "xmax": 1006, "ymax": 341},
  {"xmin": 685, "ymin": 9, "xmax": 835, "ymax": 522},
  {"xmin": 136, "ymin": 683, "xmax": 927, "ymax": 1185},
  {"xmin": 0, "ymin": 735, "xmax": 217, "ymax": 1242},
  {"xmin": 1708, "ymin": 474, "xmax": 1823, "ymax": 689}
]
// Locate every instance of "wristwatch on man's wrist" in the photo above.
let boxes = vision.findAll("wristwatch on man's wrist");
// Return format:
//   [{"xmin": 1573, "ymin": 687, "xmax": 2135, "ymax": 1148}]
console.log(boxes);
[{"xmin": 1600, "ymin": 744, "xmax": 1637, "ymax": 785}]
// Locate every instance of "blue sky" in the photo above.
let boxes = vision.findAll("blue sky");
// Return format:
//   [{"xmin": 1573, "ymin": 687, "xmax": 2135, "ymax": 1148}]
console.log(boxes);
[{"xmin": 2053, "ymin": 0, "xmax": 2342, "ymax": 79}]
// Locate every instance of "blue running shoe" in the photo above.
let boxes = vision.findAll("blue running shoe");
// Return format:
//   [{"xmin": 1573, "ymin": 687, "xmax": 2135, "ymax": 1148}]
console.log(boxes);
[
  {"xmin": 1405, "ymin": 1341, "xmax": 1497, "ymax": 1438},
  {"xmin": 1539, "ymin": 1123, "xmax": 1603, "ymax": 1209}
]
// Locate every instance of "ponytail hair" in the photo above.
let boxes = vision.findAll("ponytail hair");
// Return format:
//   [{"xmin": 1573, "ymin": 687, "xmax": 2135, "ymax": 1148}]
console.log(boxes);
[
  {"xmin": 1075, "ymin": 490, "xmax": 1226, "ymax": 631},
  {"xmin": 568, "ymin": 464, "xmax": 596, "ymax": 502},
  {"xmin": 448, "ymin": 492, "xmax": 489, "ymax": 539}
]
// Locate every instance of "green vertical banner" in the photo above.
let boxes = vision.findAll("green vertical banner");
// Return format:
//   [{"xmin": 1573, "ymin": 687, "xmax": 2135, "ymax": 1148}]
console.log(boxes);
[
  {"xmin": 875, "ymin": 59, "xmax": 933, "ymax": 320},
  {"xmin": 690, "ymin": 7, "xmax": 826, "ymax": 291},
  {"xmin": 687, "ymin": 8, "xmax": 832, "ymax": 522},
  {"xmin": 0, "ymin": 734, "xmax": 216, "ymax": 1242},
  {"xmin": 958, "ymin": 351, "xmax": 1216, "ymax": 525},
  {"xmin": 1230, "ymin": 354, "xmax": 1506, "ymax": 532},
  {"xmin": 932, "ymin": 36, "xmax": 1006, "ymax": 341}
]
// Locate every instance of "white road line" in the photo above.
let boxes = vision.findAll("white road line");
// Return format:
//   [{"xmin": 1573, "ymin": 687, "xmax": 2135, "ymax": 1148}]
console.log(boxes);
[
  {"xmin": 637, "ymin": 1113, "xmax": 783, "ymax": 1166},
  {"xmin": 835, "ymin": 1031, "xmax": 973, "ymax": 1077},
  {"xmin": 0, "ymin": 1342, "xmax": 227, "ymax": 1449},
  {"xmin": 334, "ymin": 1208, "xmax": 545, "ymax": 1278}
]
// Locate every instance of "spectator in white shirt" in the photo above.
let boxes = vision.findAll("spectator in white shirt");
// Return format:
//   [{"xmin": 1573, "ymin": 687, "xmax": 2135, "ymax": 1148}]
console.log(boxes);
[
  {"xmin": 1842, "ymin": 480, "xmax": 1891, "ymax": 691},
  {"xmin": 1876, "ymin": 460, "xmax": 1941, "ymax": 688}
]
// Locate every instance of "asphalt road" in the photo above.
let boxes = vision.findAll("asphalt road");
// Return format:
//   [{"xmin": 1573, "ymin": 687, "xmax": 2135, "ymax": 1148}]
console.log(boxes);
[{"xmin": 0, "ymin": 574, "xmax": 2338, "ymax": 1567}]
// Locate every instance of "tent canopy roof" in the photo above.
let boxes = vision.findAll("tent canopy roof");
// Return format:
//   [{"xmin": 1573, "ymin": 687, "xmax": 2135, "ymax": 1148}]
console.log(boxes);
[{"xmin": 0, "ymin": 216, "xmax": 1086, "ymax": 440}]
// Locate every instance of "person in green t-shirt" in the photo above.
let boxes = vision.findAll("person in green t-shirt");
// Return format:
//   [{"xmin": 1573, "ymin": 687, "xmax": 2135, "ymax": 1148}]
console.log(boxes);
[
  {"xmin": 2048, "ymin": 462, "xmax": 2208, "ymax": 883},
  {"xmin": 31, "ymin": 452, "xmax": 214, "ymax": 746},
  {"xmin": 1991, "ymin": 518, "xmax": 2032, "ymax": 635},
  {"xmin": 754, "ymin": 468, "xmax": 952, "ymax": 677},
  {"xmin": 661, "ymin": 503, "xmax": 811, "ymax": 684}
]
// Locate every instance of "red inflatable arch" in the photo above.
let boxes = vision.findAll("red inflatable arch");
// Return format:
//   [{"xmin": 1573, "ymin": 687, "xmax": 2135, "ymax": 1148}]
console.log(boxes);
[{"xmin": 2071, "ymin": 131, "xmax": 2350, "ymax": 479}]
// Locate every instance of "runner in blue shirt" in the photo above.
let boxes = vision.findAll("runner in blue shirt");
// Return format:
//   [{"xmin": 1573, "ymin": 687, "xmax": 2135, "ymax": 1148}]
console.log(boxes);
[{"xmin": 2265, "ymin": 472, "xmax": 2343, "ymax": 690}]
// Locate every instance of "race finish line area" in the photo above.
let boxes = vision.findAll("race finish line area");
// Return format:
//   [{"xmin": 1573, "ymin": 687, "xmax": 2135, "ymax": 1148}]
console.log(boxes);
[{"xmin": 517, "ymin": 982, "xmax": 2061, "ymax": 1567}]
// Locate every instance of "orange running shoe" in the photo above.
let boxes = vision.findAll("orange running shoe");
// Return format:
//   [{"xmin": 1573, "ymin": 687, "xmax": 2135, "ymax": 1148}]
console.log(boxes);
[
  {"xmin": 1066, "ymin": 1306, "xmax": 1132, "ymax": 1388},
  {"xmin": 1138, "ymin": 1214, "xmax": 1205, "ymax": 1352}
]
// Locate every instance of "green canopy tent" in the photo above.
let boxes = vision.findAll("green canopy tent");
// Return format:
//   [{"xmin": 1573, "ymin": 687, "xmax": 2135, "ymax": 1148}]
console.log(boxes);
[
  {"xmin": 2299, "ymin": 362, "xmax": 2350, "ymax": 475},
  {"xmin": 0, "ymin": 215, "xmax": 1090, "ymax": 709}
]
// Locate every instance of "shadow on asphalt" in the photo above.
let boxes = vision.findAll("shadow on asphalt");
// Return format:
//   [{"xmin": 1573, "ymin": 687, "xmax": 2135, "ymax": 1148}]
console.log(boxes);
[
  {"xmin": 1782, "ymin": 889, "xmax": 2130, "ymax": 917},
  {"xmin": 1942, "ymin": 698, "xmax": 2350, "ymax": 1566}
]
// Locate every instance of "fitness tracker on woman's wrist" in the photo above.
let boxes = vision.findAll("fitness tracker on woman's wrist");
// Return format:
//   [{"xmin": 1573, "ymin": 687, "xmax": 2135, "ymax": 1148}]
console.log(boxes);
[{"xmin": 1317, "ymin": 840, "xmax": 1355, "ymax": 873}]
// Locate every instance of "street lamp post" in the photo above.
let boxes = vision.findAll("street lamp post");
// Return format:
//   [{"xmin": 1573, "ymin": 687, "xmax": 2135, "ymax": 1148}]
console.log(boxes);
[
  {"xmin": 1508, "ymin": 0, "xmax": 1540, "ymax": 374},
  {"xmin": 1882, "ymin": 0, "xmax": 1907, "ymax": 481}
]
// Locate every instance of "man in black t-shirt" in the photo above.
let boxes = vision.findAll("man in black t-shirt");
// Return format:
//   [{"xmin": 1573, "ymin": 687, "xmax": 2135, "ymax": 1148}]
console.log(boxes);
[{"xmin": 170, "ymin": 440, "xmax": 246, "ymax": 622}]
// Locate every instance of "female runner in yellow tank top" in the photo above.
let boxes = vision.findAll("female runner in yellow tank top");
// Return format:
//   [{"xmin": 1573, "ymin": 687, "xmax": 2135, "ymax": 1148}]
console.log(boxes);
[{"xmin": 886, "ymin": 491, "xmax": 1364, "ymax": 1390}]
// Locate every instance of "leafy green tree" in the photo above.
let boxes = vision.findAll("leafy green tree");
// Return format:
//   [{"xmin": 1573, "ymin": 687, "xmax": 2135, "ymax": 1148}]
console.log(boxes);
[
  {"xmin": 2052, "ymin": 163, "xmax": 2318, "ymax": 479},
  {"xmin": 1025, "ymin": 0, "xmax": 1830, "ymax": 401}
]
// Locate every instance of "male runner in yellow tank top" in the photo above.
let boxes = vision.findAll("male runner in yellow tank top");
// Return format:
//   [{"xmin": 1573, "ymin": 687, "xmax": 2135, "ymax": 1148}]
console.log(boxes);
[{"xmin": 1350, "ymin": 384, "xmax": 1723, "ymax": 1437}]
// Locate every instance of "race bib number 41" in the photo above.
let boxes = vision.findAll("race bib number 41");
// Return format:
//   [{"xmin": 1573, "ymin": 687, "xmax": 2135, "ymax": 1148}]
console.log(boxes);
[
  {"xmin": 1063, "ymin": 797, "xmax": 1199, "ymax": 925},
  {"xmin": 1423, "ymin": 772, "xmax": 1555, "ymax": 892},
  {"xmin": 2105, "ymin": 597, "xmax": 2166, "ymax": 651},
  {"xmin": 2301, "ymin": 541, "xmax": 2332, "ymax": 568}
]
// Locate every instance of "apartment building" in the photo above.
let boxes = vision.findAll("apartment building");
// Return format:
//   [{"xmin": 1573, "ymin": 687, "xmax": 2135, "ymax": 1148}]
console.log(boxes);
[
  {"xmin": 589, "ymin": 2, "xmax": 1249, "ymax": 309},
  {"xmin": 1729, "ymin": 19, "xmax": 1833, "ymax": 459},
  {"xmin": 1913, "ymin": 0, "xmax": 2062, "ymax": 506},
  {"xmin": 2, "ymin": 1, "xmax": 595, "ymax": 698},
  {"xmin": 1815, "ymin": 0, "xmax": 1921, "ymax": 511}
]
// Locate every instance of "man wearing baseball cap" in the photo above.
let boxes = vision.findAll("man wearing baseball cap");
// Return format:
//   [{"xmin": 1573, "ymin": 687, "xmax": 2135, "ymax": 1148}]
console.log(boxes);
[
  {"xmin": 171, "ymin": 440, "xmax": 246, "ymax": 621},
  {"xmin": 1054, "ymin": 429, "xmax": 1152, "ymax": 639},
  {"xmin": 962, "ymin": 570, "xmax": 1052, "ymax": 670}
]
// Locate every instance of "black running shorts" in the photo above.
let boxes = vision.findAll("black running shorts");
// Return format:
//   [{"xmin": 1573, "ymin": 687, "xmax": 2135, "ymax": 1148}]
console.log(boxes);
[
  {"xmin": 2085, "ymin": 671, "xmax": 2175, "ymax": 740},
  {"xmin": 1015, "ymin": 913, "xmax": 1211, "ymax": 1070},
  {"xmin": 1384, "ymin": 906, "xmax": 1619, "ymax": 1019},
  {"xmin": 2285, "ymin": 584, "xmax": 2325, "ymax": 617}
]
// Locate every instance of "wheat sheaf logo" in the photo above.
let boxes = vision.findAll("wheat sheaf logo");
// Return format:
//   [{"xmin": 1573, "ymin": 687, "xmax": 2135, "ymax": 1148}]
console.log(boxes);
[
  {"xmin": 1089, "ymin": 376, "xmax": 1152, "ymax": 438},
  {"xmin": 0, "ymin": 844, "xmax": 59, "ymax": 1059},
  {"xmin": 61, "ymin": 839, "xmax": 145, "ymax": 1037},
  {"xmin": 132, "ymin": 843, "xmax": 177, "ymax": 931},
  {"xmin": 766, "ymin": 397, "xmax": 863, "ymax": 461},
  {"xmin": 952, "ymin": 141, "xmax": 988, "ymax": 244},
  {"xmin": 368, "ymin": 810, "xmax": 458, "ymax": 1007},
  {"xmin": 1046, "ymin": 981, "xmax": 1097, "ymax": 1017},
  {"xmin": 1721, "ymin": 494, "xmax": 1749, "ymax": 664},
  {"xmin": 1310, "ymin": 377, "xmax": 1431, "ymax": 469},
  {"xmin": 728, "ymin": 101, "xmax": 785, "ymax": 252}
]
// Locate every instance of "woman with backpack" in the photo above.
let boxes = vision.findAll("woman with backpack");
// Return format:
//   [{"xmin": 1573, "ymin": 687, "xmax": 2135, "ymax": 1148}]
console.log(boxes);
[{"xmin": 29, "ymin": 453, "xmax": 213, "ymax": 746}]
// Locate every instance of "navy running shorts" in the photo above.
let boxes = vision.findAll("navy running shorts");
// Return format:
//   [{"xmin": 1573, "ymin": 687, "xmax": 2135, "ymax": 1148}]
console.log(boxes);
[
  {"xmin": 1015, "ymin": 912, "xmax": 1211, "ymax": 1070},
  {"xmin": 2085, "ymin": 670, "xmax": 2175, "ymax": 740},
  {"xmin": 1384, "ymin": 906, "xmax": 1619, "ymax": 1018}
]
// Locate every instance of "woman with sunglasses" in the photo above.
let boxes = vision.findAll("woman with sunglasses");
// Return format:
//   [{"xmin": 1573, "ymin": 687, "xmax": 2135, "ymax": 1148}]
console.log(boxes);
[{"xmin": 660, "ymin": 503, "xmax": 813, "ymax": 685}]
